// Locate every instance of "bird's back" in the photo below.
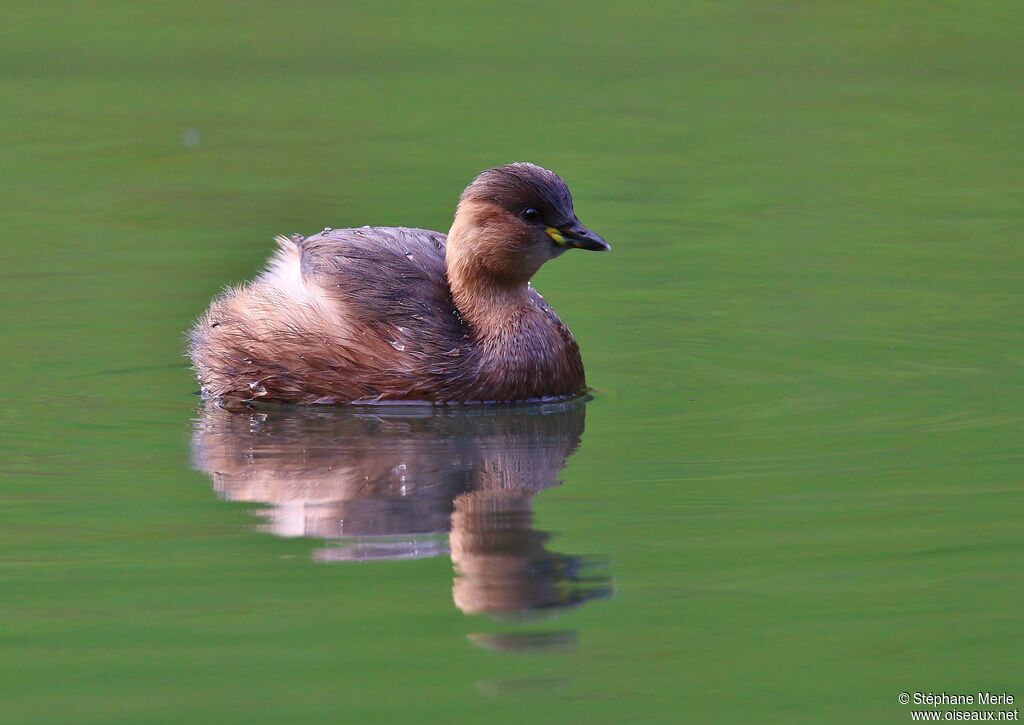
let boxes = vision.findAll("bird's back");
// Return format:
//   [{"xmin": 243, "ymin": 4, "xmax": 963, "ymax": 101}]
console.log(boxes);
[
  {"xmin": 189, "ymin": 227, "xmax": 476, "ymax": 404},
  {"xmin": 298, "ymin": 226, "xmax": 463, "ymax": 342}
]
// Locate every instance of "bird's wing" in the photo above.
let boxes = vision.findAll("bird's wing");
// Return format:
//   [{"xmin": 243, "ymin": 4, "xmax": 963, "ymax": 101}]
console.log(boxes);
[{"xmin": 297, "ymin": 226, "xmax": 470, "ymax": 350}]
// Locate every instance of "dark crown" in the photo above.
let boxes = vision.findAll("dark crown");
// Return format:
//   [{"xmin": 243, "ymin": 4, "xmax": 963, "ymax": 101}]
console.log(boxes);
[{"xmin": 462, "ymin": 163, "xmax": 574, "ymax": 222}]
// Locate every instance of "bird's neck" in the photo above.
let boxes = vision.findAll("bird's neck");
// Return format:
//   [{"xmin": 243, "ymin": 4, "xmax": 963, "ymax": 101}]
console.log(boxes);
[
  {"xmin": 445, "ymin": 223, "xmax": 585, "ymax": 402},
  {"xmin": 445, "ymin": 223, "xmax": 535, "ymax": 342},
  {"xmin": 450, "ymin": 272, "xmax": 534, "ymax": 341},
  {"xmin": 442, "ymin": 215, "xmax": 586, "ymax": 401}
]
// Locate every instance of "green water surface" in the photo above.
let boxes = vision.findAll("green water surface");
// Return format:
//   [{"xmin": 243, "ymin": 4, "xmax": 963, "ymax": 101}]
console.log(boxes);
[{"xmin": 2, "ymin": 1, "xmax": 1022, "ymax": 723}]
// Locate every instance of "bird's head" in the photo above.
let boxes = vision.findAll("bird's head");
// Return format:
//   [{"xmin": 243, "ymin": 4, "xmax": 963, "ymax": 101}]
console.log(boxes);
[{"xmin": 448, "ymin": 163, "xmax": 609, "ymax": 285}]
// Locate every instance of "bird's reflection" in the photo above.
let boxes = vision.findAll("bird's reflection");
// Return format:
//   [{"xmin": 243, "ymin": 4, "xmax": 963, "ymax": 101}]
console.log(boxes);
[{"xmin": 191, "ymin": 399, "xmax": 611, "ymax": 619}]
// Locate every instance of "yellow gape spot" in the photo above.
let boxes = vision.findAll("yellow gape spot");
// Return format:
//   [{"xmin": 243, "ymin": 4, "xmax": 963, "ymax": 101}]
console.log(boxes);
[{"xmin": 546, "ymin": 227, "xmax": 567, "ymax": 246}]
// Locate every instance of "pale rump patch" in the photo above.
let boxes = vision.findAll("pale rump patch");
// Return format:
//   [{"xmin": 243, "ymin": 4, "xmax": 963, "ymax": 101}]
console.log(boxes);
[
  {"xmin": 258, "ymin": 236, "xmax": 318, "ymax": 305},
  {"xmin": 227, "ymin": 235, "xmax": 346, "ymax": 339}
]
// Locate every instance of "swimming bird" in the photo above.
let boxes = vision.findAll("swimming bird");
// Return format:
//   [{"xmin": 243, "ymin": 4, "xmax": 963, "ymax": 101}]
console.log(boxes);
[{"xmin": 188, "ymin": 163, "xmax": 610, "ymax": 405}]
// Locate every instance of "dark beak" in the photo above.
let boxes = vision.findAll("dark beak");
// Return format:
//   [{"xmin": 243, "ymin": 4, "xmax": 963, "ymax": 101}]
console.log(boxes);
[{"xmin": 549, "ymin": 218, "xmax": 611, "ymax": 252}]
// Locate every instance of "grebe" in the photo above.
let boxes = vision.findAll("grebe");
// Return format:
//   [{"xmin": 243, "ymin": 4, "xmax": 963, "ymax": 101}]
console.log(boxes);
[{"xmin": 188, "ymin": 163, "xmax": 609, "ymax": 405}]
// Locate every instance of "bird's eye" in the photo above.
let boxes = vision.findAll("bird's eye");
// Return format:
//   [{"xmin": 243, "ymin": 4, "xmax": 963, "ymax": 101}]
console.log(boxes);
[{"xmin": 522, "ymin": 208, "xmax": 543, "ymax": 224}]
